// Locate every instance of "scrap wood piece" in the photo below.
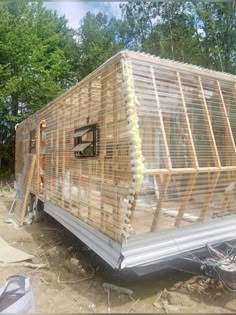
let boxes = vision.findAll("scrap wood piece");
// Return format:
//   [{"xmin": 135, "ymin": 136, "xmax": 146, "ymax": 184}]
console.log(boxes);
[
  {"xmin": 106, "ymin": 287, "xmax": 111, "ymax": 313},
  {"xmin": 0, "ymin": 262, "xmax": 48, "ymax": 269},
  {"xmin": 103, "ymin": 282, "xmax": 133, "ymax": 296},
  {"xmin": 10, "ymin": 154, "xmax": 36, "ymax": 226},
  {"xmin": 151, "ymin": 174, "xmax": 170, "ymax": 232},
  {"xmin": 57, "ymin": 265, "xmax": 95, "ymax": 284},
  {"xmin": 162, "ymin": 300, "xmax": 169, "ymax": 314},
  {"xmin": 153, "ymin": 291, "xmax": 163, "ymax": 307},
  {"xmin": 126, "ymin": 298, "xmax": 140, "ymax": 313},
  {"xmin": 0, "ymin": 236, "xmax": 34, "ymax": 263},
  {"xmin": 38, "ymin": 241, "xmax": 62, "ymax": 257}
]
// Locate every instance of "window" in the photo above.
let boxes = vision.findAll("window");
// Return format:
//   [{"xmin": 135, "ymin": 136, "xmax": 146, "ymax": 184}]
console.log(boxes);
[
  {"xmin": 29, "ymin": 129, "xmax": 36, "ymax": 153},
  {"xmin": 73, "ymin": 124, "xmax": 98, "ymax": 158}
]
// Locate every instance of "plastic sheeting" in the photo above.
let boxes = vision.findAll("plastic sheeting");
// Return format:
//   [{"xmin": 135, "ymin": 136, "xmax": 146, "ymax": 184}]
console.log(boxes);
[{"xmin": 0, "ymin": 275, "xmax": 34, "ymax": 313}]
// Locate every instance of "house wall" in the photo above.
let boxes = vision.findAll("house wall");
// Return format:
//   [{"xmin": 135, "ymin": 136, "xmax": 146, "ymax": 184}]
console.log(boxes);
[
  {"xmin": 15, "ymin": 56, "xmax": 133, "ymax": 242},
  {"xmin": 127, "ymin": 52, "xmax": 236, "ymax": 236},
  {"xmin": 15, "ymin": 50, "xmax": 236, "ymax": 242}
]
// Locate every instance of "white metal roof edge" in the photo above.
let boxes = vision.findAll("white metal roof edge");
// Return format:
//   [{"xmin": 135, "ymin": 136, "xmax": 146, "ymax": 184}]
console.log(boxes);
[
  {"xmin": 121, "ymin": 215, "xmax": 236, "ymax": 269},
  {"xmin": 44, "ymin": 201, "xmax": 122, "ymax": 268},
  {"xmin": 123, "ymin": 50, "xmax": 236, "ymax": 82}
]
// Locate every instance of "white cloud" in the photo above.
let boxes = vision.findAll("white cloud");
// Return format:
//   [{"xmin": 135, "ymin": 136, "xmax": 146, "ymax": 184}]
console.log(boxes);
[{"xmin": 43, "ymin": 2, "xmax": 122, "ymax": 29}]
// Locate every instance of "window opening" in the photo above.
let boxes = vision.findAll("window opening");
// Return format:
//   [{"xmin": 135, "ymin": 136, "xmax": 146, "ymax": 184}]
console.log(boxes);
[{"xmin": 73, "ymin": 124, "xmax": 98, "ymax": 158}]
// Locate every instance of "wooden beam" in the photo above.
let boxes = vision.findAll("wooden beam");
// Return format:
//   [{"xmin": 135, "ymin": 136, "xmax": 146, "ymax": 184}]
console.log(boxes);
[
  {"xmin": 55, "ymin": 128, "xmax": 59, "ymax": 193},
  {"xmin": 217, "ymin": 80, "xmax": 236, "ymax": 156},
  {"xmin": 150, "ymin": 66, "xmax": 172, "ymax": 169},
  {"xmin": 112, "ymin": 65, "xmax": 119, "ymax": 240},
  {"xmin": 220, "ymin": 171, "xmax": 236, "ymax": 217},
  {"xmin": 20, "ymin": 154, "xmax": 37, "ymax": 225},
  {"xmin": 13, "ymin": 154, "xmax": 37, "ymax": 226},
  {"xmin": 198, "ymin": 76, "xmax": 221, "ymax": 168},
  {"xmin": 150, "ymin": 174, "xmax": 170, "ymax": 232},
  {"xmin": 177, "ymin": 72, "xmax": 199, "ymax": 169},
  {"xmin": 144, "ymin": 166, "xmax": 236, "ymax": 176},
  {"xmin": 36, "ymin": 122, "xmax": 40, "ymax": 194},
  {"xmin": 175, "ymin": 173, "xmax": 197, "ymax": 227},
  {"xmin": 61, "ymin": 128, "xmax": 66, "ymax": 208},
  {"xmin": 198, "ymin": 171, "xmax": 220, "ymax": 222}
]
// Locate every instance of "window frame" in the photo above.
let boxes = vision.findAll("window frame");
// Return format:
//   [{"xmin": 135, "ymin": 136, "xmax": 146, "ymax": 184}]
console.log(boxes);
[{"xmin": 73, "ymin": 124, "xmax": 99, "ymax": 159}]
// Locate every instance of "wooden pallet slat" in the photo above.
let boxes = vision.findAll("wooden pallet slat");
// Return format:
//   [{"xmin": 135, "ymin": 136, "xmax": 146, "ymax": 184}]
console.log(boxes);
[
  {"xmin": 12, "ymin": 154, "xmax": 36, "ymax": 226},
  {"xmin": 150, "ymin": 174, "xmax": 170, "ymax": 232}
]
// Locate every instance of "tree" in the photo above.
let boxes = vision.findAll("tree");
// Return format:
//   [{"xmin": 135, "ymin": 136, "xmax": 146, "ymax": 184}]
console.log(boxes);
[
  {"xmin": 0, "ymin": 1, "xmax": 79, "ymax": 172},
  {"xmin": 193, "ymin": 1, "xmax": 236, "ymax": 73},
  {"xmin": 120, "ymin": 1, "xmax": 236, "ymax": 73},
  {"xmin": 76, "ymin": 12, "xmax": 128, "ymax": 79},
  {"xmin": 120, "ymin": 1, "xmax": 161, "ymax": 49}
]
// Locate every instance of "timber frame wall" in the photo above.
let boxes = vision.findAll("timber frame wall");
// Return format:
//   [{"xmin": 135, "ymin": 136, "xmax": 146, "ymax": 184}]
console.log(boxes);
[{"xmin": 16, "ymin": 50, "xmax": 236, "ymax": 243}]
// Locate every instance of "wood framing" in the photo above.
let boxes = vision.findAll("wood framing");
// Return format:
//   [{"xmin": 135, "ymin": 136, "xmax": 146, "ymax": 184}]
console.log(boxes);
[{"xmin": 15, "ymin": 50, "xmax": 236, "ymax": 243}]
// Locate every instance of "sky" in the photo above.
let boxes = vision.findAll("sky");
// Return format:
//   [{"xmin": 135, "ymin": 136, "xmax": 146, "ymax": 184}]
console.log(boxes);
[{"xmin": 43, "ymin": 2, "xmax": 122, "ymax": 29}]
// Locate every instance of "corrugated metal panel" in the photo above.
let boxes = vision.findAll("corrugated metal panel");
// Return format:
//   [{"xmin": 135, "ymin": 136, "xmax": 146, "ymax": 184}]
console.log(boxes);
[
  {"xmin": 44, "ymin": 202, "xmax": 122, "ymax": 268},
  {"xmin": 44, "ymin": 201, "xmax": 236, "ymax": 272},
  {"xmin": 121, "ymin": 215, "xmax": 236, "ymax": 269}
]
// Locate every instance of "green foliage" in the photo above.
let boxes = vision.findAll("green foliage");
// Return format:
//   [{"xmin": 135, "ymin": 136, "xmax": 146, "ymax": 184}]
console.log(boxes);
[
  {"xmin": 1, "ymin": 0, "xmax": 236, "ymax": 175},
  {"xmin": 0, "ymin": 1, "xmax": 79, "ymax": 170},
  {"xmin": 120, "ymin": 1, "xmax": 236, "ymax": 73},
  {"xmin": 76, "ymin": 12, "xmax": 127, "ymax": 79}
]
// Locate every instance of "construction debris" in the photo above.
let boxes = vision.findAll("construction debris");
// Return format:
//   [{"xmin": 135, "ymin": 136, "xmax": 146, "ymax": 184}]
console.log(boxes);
[
  {"xmin": 0, "ymin": 236, "xmax": 33, "ymax": 263},
  {"xmin": 0, "ymin": 262, "xmax": 48, "ymax": 269},
  {"xmin": 102, "ymin": 283, "xmax": 133, "ymax": 296}
]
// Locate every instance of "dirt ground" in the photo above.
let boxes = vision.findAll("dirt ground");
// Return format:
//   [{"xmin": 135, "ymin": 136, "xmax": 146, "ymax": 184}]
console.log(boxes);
[{"xmin": 0, "ymin": 192, "xmax": 236, "ymax": 313}]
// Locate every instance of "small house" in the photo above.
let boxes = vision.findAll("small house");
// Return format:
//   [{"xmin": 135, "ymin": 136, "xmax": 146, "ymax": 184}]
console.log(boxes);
[{"xmin": 15, "ymin": 51, "xmax": 236, "ymax": 274}]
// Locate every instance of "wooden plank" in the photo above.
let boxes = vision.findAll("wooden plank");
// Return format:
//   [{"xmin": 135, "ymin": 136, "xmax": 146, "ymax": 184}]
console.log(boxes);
[
  {"xmin": 198, "ymin": 76, "xmax": 221, "ymax": 168},
  {"xmin": 144, "ymin": 166, "xmax": 236, "ymax": 175},
  {"xmin": 220, "ymin": 171, "xmax": 236, "ymax": 217},
  {"xmin": 150, "ymin": 174, "xmax": 170, "ymax": 232},
  {"xmin": 36, "ymin": 123, "xmax": 40, "ymax": 194},
  {"xmin": 50, "ymin": 130, "xmax": 53, "ymax": 198},
  {"xmin": 175, "ymin": 173, "xmax": 197, "ymax": 227},
  {"xmin": 88, "ymin": 162, "xmax": 92, "ymax": 220},
  {"xmin": 177, "ymin": 72, "xmax": 199, "ymax": 169},
  {"xmin": 153, "ymin": 175, "xmax": 161, "ymax": 199},
  {"xmin": 61, "ymin": 128, "xmax": 66, "ymax": 208},
  {"xmin": 221, "ymin": 192, "xmax": 231, "ymax": 217},
  {"xmin": 198, "ymin": 171, "xmax": 220, "ymax": 222},
  {"xmin": 217, "ymin": 80, "xmax": 236, "ymax": 156},
  {"xmin": 69, "ymin": 96, "xmax": 74, "ymax": 210},
  {"xmin": 55, "ymin": 128, "xmax": 59, "ymax": 193},
  {"xmin": 12, "ymin": 154, "xmax": 36, "ymax": 226},
  {"xmin": 129, "ymin": 192, "xmax": 137, "ymax": 225},
  {"xmin": 112, "ymin": 65, "xmax": 119, "ymax": 240}
]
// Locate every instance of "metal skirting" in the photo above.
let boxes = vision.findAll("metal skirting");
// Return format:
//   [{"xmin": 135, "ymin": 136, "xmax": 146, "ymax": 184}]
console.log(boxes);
[
  {"xmin": 44, "ymin": 202, "xmax": 122, "ymax": 268},
  {"xmin": 44, "ymin": 202, "xmax": 236, "ymax": 274},
  {"xmin": 121, "ymin": 215, "xmax": 236, "ymax": 271}
]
